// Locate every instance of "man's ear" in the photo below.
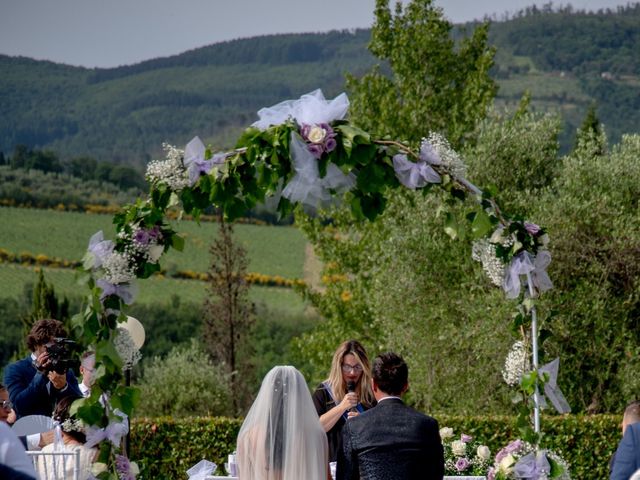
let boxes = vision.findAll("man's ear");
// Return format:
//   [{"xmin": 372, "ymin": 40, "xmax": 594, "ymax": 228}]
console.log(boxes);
[
  {"xmin": 371, "ymin": 378, "xmax": 378, "ymax": 393},
  {"xmin": 401, "ymin": 382, "xmax": 409, "ymax": 395}
]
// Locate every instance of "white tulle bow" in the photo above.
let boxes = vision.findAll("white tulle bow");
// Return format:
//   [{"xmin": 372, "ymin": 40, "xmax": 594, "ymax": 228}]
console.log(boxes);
[
  {"xmin": 187, "ymin": 459, "xmax": 217, "ymax": 480},
  {"xmin": 503, "ymin": 250, "xmax": 553, "ymax": 299},
  {"xmin": 252, "ymin": 89, "xmax": 349, "ymax": 131},
  {"xmin": 252, "ymin": 89, "xmax": 354, "ymax": 208}
]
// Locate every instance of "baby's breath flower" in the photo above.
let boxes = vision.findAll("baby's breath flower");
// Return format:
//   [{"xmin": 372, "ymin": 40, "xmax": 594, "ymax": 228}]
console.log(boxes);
[
  {"xmin": 502, "ymin": 341, "xmax": 530, "ymax": 387},
  {"xmin": 472, "ymin": 239, "xmax": 505, "ymax": 287},
  {"xmin": 102, "ymin": 252, "xmax": 136, "ymax": 284},
  {"xmin": 424, "ymin": 133, "xmax": 467, "ymax": 179},
  {"xmin": 115, "ymin": 327, "xmax": 142, "ymax": 371},
  {"xmin": 146, "ymin": 143, "xmax": 189, "ymax": 191}
]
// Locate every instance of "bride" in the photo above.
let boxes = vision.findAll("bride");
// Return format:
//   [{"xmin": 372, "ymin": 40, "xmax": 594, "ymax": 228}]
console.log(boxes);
[{"xmin": 236, "ymin": 366, "xmax": 328, "ymax": 480}]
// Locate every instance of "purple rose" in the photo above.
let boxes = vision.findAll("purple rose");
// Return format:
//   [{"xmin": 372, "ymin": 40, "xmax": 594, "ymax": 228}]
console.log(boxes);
[
  {"xmin": 455, "ymin": 457, "xmax": 470, "ymax": 472},
  {"xmin": 301, "ymin": 124, "xmax": 312, "ymax": 141},
  {"xmin": 307, "ymin": 143, "xmax": 324, "ymax": 159},
  {"xmin": 147, "ymin": 225, "xmax": 161, "ymax": 240},
  {"xmin": 133, "ymin": 229, "xmax": 151, "ymax": 246},
  {"xmin": 325, "ymin": 137, "xmax": 337, "ymax": 152},
  {"xmin": 461, "ymin": 433, "xmax": 473, "ymax": 443},
  {"xmin": 524, "ymin": 222, "xmax": 541, "ymax": 235}
]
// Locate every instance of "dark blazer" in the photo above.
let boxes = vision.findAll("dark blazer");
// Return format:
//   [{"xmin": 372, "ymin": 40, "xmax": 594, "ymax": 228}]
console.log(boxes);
[
  {"xmin": 337, "ymin": 397, "xmax": 444, "ymax": 480},
  {"xmin": 3, "ymin": 356, "xmax": 82, "ymax": 419},
  {"xmin": 611, "ymin": 422, "xmax": 640, "ymax": 480}
]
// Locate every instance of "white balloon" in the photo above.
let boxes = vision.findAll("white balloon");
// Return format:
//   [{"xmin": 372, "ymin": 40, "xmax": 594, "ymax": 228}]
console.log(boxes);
[{"xmin": 121, "ymin": 316, "xmax": 145, "ymax": 349}]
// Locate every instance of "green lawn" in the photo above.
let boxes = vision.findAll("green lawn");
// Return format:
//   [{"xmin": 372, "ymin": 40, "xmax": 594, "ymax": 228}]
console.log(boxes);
[
  {"xmin": 0, "ymin": 263, "xmax": 306, "ymax": 315},
  {"xmin": 0, "ymin": 206, "xmax": 306, "ymax": 278}
]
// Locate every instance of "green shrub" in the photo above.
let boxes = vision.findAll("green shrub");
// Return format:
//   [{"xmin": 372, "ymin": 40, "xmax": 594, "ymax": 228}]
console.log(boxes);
[
  {"xmin": 136, "ymin": 340, "xmax": 232, "ymax": 419},
  {"xmin": 131, "ymin": 416, "xmax": 242, "ymax": 479},
  {"xmin": 129, "ymin": 415, "xmax": 620, "ymax": 479}
]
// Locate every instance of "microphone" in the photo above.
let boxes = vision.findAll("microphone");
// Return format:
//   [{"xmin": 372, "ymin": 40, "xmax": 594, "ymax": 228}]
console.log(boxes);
[{"xmin": 346, "ymin": 381, "xmax": 357, "ymax": 414}]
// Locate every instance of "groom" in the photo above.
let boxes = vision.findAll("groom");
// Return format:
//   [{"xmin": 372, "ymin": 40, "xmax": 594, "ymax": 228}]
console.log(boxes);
[{"xmin": 336, "ymin": 352, "xmax": 444, "ymax": 480}]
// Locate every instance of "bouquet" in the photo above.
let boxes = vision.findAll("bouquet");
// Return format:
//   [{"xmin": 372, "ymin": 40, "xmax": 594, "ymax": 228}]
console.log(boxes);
[
  {"xmin": 440, "ymin": 427, "xmax": 492, "ymax": 477},
  {"xmin": 487, "ymin": 440, "xmax": 571, "ymax": 480}
]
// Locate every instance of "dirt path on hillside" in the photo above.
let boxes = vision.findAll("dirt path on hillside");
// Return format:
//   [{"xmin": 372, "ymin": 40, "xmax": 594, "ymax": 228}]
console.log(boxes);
[{"xmin": 303, "ymin": 243, "xmax": 323, "ymax": 292}]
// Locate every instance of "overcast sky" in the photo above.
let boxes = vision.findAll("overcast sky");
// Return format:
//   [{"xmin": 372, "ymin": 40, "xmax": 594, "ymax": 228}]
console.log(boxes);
[{"xmin": 0, "ymin": 0, "xmax": 630, "ymax": 68}]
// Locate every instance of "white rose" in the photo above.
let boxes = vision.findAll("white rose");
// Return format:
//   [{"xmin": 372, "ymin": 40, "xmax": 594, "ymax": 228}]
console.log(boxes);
[
  {"xmin": 439, "ymin": 427, "xmax": 454, "ymax": 440},
  {"xmin": 307, "ymin": 125, "xmax": 327, "ymax": 143},
  {"xmin": 477, "ymin": 445, "xmax": 491, "ymax": 461},
  {"xmin": 147, "ymin": 244, "xmax": 164, "ymax": 263},
  {"xmin": 498, "ymin": 454, "xmax": 515, "ymax": 473},
  {"xmin": 130, "ymin": 461, "xmax": 140, "ymax": 476},
  {"xmin": 451, "ymin": 440, "xmax": 467, "ymax": 457}
]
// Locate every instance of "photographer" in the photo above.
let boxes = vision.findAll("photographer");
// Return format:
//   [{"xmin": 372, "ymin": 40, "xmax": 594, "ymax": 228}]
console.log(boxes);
[{"xmin": 3, "ymin": 319, "xmax": 81, "ymax": 420}]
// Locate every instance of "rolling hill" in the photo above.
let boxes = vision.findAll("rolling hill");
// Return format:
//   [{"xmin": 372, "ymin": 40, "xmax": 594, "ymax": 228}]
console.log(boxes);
[{"xmin": 1, "ymin": 4, "xmax": 639, "ymax": 166}]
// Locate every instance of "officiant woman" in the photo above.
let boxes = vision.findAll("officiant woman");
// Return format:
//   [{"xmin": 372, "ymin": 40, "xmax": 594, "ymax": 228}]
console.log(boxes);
[{"xmin": 312, "ymin": 340, "xmax": 376, "ymax": 462}]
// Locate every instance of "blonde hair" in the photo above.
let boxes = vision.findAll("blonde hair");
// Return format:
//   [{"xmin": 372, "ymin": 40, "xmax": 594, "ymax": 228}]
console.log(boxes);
[{"xmin": 326, "ymin": 340, "xmax": 375, "ymax": 407}]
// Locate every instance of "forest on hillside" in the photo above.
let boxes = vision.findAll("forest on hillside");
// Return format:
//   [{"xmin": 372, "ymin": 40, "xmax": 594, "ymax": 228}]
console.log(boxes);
[{"xmin": 0, "ymin": 4, "xmax": 639, "ymax": 167}]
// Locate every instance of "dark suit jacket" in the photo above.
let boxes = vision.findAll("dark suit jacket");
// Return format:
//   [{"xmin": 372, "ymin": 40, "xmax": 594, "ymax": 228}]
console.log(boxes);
[
  {"xmin": 3, "ymin": 356, "xmax": 82, "ymax": 419},
  {"xmin": 611, "ymin": 422, "xmax": 640, "ymax": 480},
  {"xmin": 337, "ymin": 397, "xmax": 444, "ymax": 480}
]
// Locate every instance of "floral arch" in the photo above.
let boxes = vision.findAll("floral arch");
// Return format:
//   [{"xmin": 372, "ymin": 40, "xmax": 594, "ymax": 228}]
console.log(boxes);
[{"xmin": 75, "ymin": 90, "xmax": 567, "ymax": 478}]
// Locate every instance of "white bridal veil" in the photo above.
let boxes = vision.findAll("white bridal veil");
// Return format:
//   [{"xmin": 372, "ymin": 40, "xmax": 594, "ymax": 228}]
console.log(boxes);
[{"xmin": 236, "ymin": 366, "xmax": 328, "ymax": 480}]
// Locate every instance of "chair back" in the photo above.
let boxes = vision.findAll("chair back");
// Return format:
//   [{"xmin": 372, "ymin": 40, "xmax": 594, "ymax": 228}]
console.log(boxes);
[{"xmin": 27, "ymin": 449, "xmax": 81, "ymax": 480}]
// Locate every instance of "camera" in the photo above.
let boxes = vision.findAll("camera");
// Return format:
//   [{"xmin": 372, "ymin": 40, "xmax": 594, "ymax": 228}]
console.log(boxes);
[{"xmin": 44, "ymin": 337, "xmax": 79, "ymax": 374}]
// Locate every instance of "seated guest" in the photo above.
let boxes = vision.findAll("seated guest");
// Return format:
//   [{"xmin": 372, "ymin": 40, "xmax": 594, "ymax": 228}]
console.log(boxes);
[
  {"xmin": 0, "ymin": 383, "xmax": 12, "ymax": 424},
  {"xmin": 237, "ymin": 366, "xmax": 328, "ymax": 480},
  {"xmin": 0, "ymin": 421, "xmax": 37, "ymax": 480},
  {"xmin": 3, "ymin": 318, "xmax": 82, "ymax": 419},
  {"xmin": 1, "ymin": 383, "xmax": 52, "ymax": 450},
  {"xmin": 337, "ymin": 352, "xmax": 444, "ymax": 480},
  {"xmin": 35, "ymin": 396, "xmax": 97, "ymax": 480},
  {"xmin": 611, "ymin": 400, "xmax": 640, "ymax": 480},
  {"xmin": 78, "ymin": 351, "xmax": 96, "ymax": 398}
]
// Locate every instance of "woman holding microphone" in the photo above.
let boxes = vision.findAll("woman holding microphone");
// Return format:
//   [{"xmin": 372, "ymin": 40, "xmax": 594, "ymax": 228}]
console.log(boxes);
[{"xmin": 312, "ymin": 340, "xmax": 376, "ymax": 463}]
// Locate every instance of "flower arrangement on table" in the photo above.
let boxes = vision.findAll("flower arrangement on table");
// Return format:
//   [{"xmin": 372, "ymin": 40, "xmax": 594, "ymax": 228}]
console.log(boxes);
[
  {"xmin": 487, "ymin": 439, "xmax": 570, "ymax": 480},
  {"xmin": 440, "ymin": 427, "xmax": 492, "ymax": 477}
]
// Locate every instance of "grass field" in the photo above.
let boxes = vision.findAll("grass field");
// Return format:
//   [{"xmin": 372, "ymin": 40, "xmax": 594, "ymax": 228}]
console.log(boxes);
[
  {"xmin": 0, "ymin": 206, "xmax": 306, "ymax": 278},
  {"xmin": 0, "ymin": 263, "xmax": 307, "ymax": 314},
  {"xmin": 0, "ymin": 206, "xmax": 311, "ymax": 315}
]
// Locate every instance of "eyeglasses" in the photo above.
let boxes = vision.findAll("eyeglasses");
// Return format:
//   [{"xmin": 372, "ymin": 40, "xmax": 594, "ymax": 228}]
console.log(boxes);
[
  {"xmin": 1, "ymin": 400, "xmax": 12, "ymax": 410},
  {"xmin": 341, "ymin": 363, "xmax": 363, "ymax": 374}
]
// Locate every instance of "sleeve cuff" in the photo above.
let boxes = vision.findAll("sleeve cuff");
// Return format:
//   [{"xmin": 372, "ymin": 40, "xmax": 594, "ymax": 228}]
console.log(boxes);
[{"xmin": 27, "ymin": 433, "xmax": 41, "ymax": 450}]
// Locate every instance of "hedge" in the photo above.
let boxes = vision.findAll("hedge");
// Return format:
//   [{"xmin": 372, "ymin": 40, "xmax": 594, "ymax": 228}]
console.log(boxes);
[{"xmin": 130, "ymin": 414, "xmax": 620, "ymax": 479}]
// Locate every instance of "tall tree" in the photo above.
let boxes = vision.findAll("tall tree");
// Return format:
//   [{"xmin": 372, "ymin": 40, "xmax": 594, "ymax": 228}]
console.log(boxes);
[
  {"xmin": 293, "ymin": 0, "xmax": 499, "ymax": 390},
  {"xmin": 347, "ymin": 0, "xmax": 497, "ymax": 147},
  {"xmin": 202, "ymin": 216, "xmax": 255, "ymax": 414},
  {"xmin": 574, "ymin": 103, "xmax": 606, "ymax": 157},
  {"xmin": 22, "ymin": 269, "xmax": 70, "ymax": 349}
]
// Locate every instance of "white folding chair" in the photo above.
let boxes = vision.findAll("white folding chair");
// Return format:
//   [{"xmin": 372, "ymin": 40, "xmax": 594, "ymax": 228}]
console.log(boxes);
[{"xmin": 27, "ymin": 449, "xmax": 81, "ymax": 480}]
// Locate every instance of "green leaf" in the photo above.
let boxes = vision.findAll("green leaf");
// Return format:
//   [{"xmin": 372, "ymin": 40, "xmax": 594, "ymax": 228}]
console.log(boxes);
[
  {"xmin": 444, "ymin": 212, "xmax": 459, "ymax": 240},
  {"xmin": 111, "ymin": 387, "xmax": 140, "ymax": 417},
  {"xmin": 76, "ymin": 400, "xmax": 105, "ymax": 425},
  {"xmin": 96, "ymin": 339, "xmax": 124, "ymax": 371},
  {"xmin": 520, "ymin": 370, "xmax": 538, "ymax": 393},
  {"xmin": 171, "ymin": 234, "xmax": 185, "ymax": 252},
  {"xmin": 471, "ymin": 210, "xmax": 493, "ymax": 238},
  {"xmin": 336, "ymin": 124, "xmax": 371, "ymax": 156}
]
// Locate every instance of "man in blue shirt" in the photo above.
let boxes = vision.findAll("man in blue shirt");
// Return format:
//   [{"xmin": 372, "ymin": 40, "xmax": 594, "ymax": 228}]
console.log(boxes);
[
  {"xmin": 611, "ymin": 400, "xmax": 640, "ymax": 480},
  {"xmin": 3, "ymin": 319, "xmax": 81, "ymax": 419}
]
